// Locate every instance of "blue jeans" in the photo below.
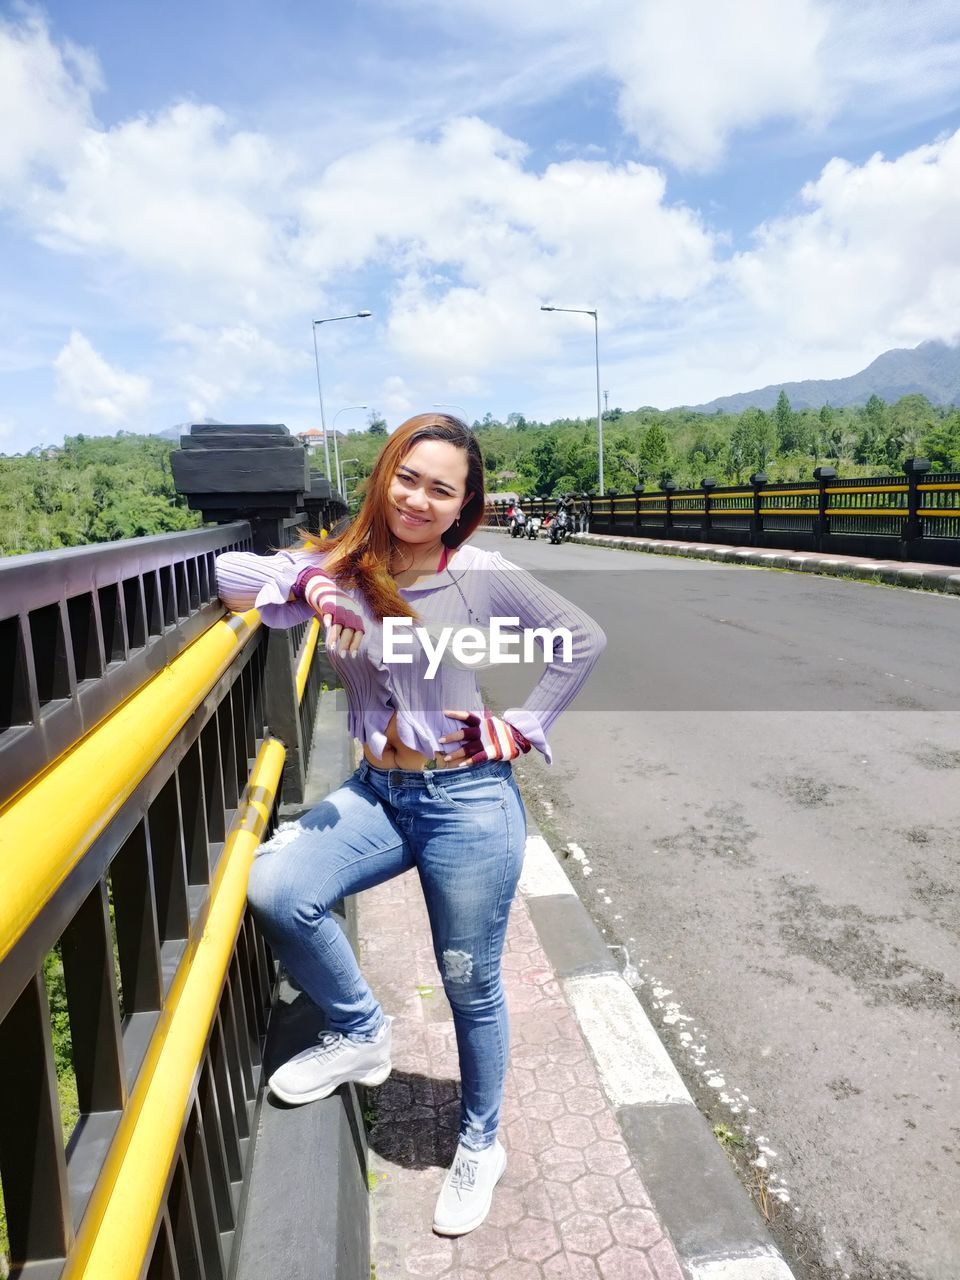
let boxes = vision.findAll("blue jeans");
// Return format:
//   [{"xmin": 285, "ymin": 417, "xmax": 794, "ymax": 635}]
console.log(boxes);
[{"xmin": 246, "ymin": 757, "xmax": 527, "ymax": 1151}]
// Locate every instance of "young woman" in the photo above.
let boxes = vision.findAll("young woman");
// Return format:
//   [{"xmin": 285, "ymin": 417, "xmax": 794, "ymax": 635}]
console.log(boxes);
[{"xmin": 215, "ymin": 413, "xmax": 605, "ymax": 1236}]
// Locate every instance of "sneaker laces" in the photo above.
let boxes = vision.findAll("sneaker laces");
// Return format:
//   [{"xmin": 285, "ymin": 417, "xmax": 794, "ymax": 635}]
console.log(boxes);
[
  {"xmin": 448, "ymin": 1154, "xmax": 479, "ymax": 1197},
  {"xmin": 310, "ymin": 1031, "xmax": 347, "ymax": 1061}
]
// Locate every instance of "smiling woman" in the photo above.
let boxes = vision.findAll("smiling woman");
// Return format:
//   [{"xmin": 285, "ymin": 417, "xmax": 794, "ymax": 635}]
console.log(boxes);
[{"xmin": 213, "ymin": 411, "xmax": 606, "ymax": 1237}]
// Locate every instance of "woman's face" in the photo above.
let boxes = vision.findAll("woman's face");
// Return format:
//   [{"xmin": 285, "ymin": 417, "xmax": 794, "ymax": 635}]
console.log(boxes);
[{"xmin": 386, "ymin": 438, "xmax": 470, "ymax": 547}]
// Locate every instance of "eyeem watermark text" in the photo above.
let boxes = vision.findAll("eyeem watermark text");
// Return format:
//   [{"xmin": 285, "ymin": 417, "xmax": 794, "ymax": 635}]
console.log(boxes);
[{"xmin": 383, "ymin": 616, "xmax": 574, "ymax": 679}]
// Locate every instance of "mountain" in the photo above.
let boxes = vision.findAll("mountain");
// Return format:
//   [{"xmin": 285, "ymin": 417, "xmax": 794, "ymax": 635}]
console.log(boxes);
[{"xmin": 683, "ymin": 340, "xmax": 960, "ymax": 413}]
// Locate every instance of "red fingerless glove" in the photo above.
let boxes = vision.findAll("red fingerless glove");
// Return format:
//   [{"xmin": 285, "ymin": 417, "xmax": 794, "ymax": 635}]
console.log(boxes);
[
  {"xmin": 293, "ymin": 567, "xmax": 365, "ymax": 636},
  {"xmin": 447, "ymin": 713, "xmax": 532, "ymax": 764}
]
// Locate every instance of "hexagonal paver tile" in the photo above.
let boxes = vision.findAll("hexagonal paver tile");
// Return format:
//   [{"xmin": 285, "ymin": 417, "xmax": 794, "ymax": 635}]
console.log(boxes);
[
  {"xmin": 518, "ymin": 1020, "xmax": 563, "ymax": 1046},
  {"xmin": 609, "ymin": 1205, "xmax": 663, "ymax": 1250},
  {"xmin": 486, "ymin": 1188, "xmax": 526, "ymax": 1229},
  {"xmin": 563, "ymin": 1253, "xmax": 602, "ymax": 1280},
  {"xmin": 647, "ymin": 1236, "xmax": 685, "ymax": 1280},
  {"xmin": 562, "ymin": 1086, "xmax": 607, "ymax": 1117},
  {"xmin": 544, "ymin": 1178, "xmax": 578, "ymax": 1220},
  {"xmin": 591, "ymin": 1110, "xmax": 624, "ymax": 1142},
  {"xmin": 559, "ymin": 1211, "xmax": 613, "ymax": 1256},
  {"xmin": 541, "ymin": 1146, "xmax": 587, "ymax": 1183},
  {"xmin": 525, "ymin": 1090, "xmax": 566, "ymax": 1123},
  {"xmin": 401, "ymin": 1236, "xmax": 455, "ymax": 1276},
  {"xmin": 617, "ymin": 1168, "xmax": 653, "ymax": 1208},
  {"xmin": 596, "ymin": 1244, "xmax": 657, "ymax": 1280},
  {"xmin": 551, "ymin": 1113, "xmax": 598, "ymax": 1148},
  {"xmin": 535, "ymin": 1063, "xmax": 580, "ymax": 1094},
  {"xmin": 506, "ymin": 1115, "xmax": 553, "ymax": 1155},
  {"xmin": 511, "ymin": 1066, "xmax": 539, "ymax": 1098},
  {"xmin": 508, "ymin": 1216, "xmax": 561, "ymax": 1263},
  {"xmin": 504, "ymin": 1149, "xmax": 539, "ymax": 1186},
  {"xmin": 490, "ymin": 1260, "xmax": 541, "ymax": 1280},
  {"xmin": 518, "ymin": 1177, "xmax": 553, "ymax": 1219},
  {"xmin": 455, "ymin": 1224, "xmax": 510, "ymax": 1271},
  {"xmin": 571, "ymin": 1172, "xmax": 624, "ymax": 1214},
  {"xmin": 583, "ymin": 1140, "xmax": 633, "ymax": 1177}
]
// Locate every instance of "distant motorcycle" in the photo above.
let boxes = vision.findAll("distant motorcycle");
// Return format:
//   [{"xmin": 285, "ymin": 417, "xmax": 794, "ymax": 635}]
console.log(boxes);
[
  {"xmin": 548, "ymin": 508, "xmax": 570, "ymax": 545},
  {"xmin": 525, "ymin": 516, "xmax": 540, "ymax": 540},
  {"xmin": 509, "ymin": 511, "xmax": 527, "ymax": 538}
]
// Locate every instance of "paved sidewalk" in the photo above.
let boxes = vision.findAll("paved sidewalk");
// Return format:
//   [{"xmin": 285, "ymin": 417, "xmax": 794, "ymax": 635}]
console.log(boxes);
[
  {"xmin": 358, "ymin": 866, "xmax": 686, "ymax": 1280},
  {"xmin": 545, "ymin": 528, "xmax": 960, "ymax": 594}
]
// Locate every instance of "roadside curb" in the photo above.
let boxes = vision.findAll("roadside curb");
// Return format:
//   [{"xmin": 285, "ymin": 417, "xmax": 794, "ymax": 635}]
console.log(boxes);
[
  {"xmin": 493, "ymin": 524, "xmax": 960, "ymax": 595},
  {"xmin": 518, "ymin": 826, "xmax": 797, "ymax": 1280}
]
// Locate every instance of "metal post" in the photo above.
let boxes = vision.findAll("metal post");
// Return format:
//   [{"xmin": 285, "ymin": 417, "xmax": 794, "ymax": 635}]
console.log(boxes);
[
  {"xmin": 749, "ymin": 471, "xmax": 768, "ymax": 547},
  {"xmin": 311, "ymin": 323, "xmax": 331, "ymax": 482},
  {"xmin": 540, "ymin": 305, "xmax": 605, "ymax": 496},
  {"xmin": 701, "ymin": 477, "xmax": 716, "ymax": 538},
  {"xmin": 902, "ymin": 456, "xmax": 931, "ymax": 559},
  {"xmin": 813, "ymin": 466, "xmax": 836, "ymax": 554},
  {"xmin": 662, "ymin": 479, "xmax": 677, "ymax": 535},
  {"xmin": 593, "ymin": 311, "xmax": 604, "ymax": 497}
]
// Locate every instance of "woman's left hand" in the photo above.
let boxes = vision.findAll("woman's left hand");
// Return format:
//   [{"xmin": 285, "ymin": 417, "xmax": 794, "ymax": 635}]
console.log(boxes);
[{"xmin": 439, "ymin": 709, "xmax": 532, "ymax": 765}]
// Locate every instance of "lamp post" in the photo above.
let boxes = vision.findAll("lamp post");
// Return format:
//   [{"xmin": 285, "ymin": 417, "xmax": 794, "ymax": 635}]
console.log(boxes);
[
  {"xmin": 540, "ymin": 305, "xmax": 605, "ymax": 496},
  {"xmin": 332, "ymin": 405, "xmax": 367, "ymax": 496},
  {"xmin": 433, "ymin": 402, "xmax": 468, "ymax": 422},
  {"xmin": 311, "ymin": 311, "xmax": 372, "ymax": 481},
  {"xmin": 340, "ymin": 458, "xmax": 362, "ymax": 508}
]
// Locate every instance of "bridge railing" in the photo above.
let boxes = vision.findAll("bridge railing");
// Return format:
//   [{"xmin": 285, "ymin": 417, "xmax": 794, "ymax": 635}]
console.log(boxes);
[
  {"xmin": 489, "ymin": 460, "xmax": 960, "ymax": 565},
  {"xmin": 0, "ymin": 425, "xmax": 343, "ymax": 1280}
]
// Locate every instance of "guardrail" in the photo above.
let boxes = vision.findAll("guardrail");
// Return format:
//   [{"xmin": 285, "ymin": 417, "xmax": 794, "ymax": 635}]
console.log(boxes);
[
  {"xmin": 488, "ymin": 460, "xmax": 960, "ymax": 566},
  {"xmin": 0, "ymin": 511, "xmax": 330, "ymax": 1279}
]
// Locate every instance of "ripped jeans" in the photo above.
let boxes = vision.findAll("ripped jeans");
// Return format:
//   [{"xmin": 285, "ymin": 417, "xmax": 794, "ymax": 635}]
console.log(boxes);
[{"xmin": 246, "ymin": 756, "xmax": 527, "ymax": 1151}]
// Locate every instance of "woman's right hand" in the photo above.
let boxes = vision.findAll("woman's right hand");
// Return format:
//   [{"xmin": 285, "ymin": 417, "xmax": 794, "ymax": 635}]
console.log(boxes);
[{"xmin": 295, "ymin": 569, "xmax": 365, "ymax": 657}]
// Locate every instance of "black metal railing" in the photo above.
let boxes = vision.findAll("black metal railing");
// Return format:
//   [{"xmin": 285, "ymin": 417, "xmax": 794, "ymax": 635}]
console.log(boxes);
[
  {"xmin": 0, "ymin": 520, "xmax": 336, "ymax": 1280},
  {"xmin": 487, "ymin": 463, "xmax": 960, "ymax": 566},
  {"xmin": 0, "ymin": 523, "xmax": 253, "ymax": 809}
]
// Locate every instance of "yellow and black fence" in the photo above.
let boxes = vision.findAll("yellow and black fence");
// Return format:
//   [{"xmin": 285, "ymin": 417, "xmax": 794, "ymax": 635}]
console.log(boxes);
[
  {"xmin": 0, "ymin": 508, "xmax": 330, "ymax": 1279},
  {"xmin": 490, "ymin": 460, "xmax": 960, "ymax": 566}
]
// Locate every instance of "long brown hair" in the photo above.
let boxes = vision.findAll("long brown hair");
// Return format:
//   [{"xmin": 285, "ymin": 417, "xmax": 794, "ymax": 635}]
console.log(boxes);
[{"xmin": 304, "ymin": 413, "xmax": 486, "ymax": 620}]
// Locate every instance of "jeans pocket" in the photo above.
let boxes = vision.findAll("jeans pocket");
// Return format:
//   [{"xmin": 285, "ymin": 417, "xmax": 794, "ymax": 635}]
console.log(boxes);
[{"xmin": 433, "ymin": 775, "xmax": 507, "ymax": 812}]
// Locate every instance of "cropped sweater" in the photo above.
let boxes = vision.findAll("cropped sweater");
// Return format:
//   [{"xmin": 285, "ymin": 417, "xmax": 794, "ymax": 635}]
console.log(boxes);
[{"xmin": 214, "ymin": 541, "xmax": 606, "ymax": 766}]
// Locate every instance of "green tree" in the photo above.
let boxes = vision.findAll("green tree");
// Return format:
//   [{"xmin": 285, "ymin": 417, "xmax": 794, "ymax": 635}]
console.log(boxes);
[
  {"xmin": 921, "ymin": 413, "xmax": 960, "ymax": 471},
  {"xmin": 367, "ymin": 412, "xmax": 387, "ymax": 436}
]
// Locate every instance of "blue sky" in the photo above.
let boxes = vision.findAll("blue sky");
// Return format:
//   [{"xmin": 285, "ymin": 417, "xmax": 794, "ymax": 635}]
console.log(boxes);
[{"xmin": 2, "ymin": 0, "xmax": 960, "ymax": 454}]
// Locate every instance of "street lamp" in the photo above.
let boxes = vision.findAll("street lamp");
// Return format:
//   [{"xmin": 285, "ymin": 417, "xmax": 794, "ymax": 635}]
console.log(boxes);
[
  {"xmin": 540, "ymin": 305, "xmax": 605, "ymax": 496},
  {"xmin": 433, "ymin": 402, "xmax": 468, "ymax": 422},
  {"xmin": 311, "ymin": 311, "xmax": 373, "ymax": 481},
  {"xmin": 332, "ymin": 405, "xmax": 367, "ymax": 496}
]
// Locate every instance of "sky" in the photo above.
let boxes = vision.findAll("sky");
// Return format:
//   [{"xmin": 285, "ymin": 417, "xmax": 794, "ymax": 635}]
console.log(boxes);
[{"xmin": 2, "ymin": 0, "xmax": 960, "ymax": 454}]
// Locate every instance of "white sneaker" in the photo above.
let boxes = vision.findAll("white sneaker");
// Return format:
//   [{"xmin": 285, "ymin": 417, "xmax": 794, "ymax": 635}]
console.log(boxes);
[
  {"xmin": 433, "ymin": 1139, "xmax": 507, "ymax": 1236},
  {"xmin": 268, "ymin": 1016, "xmax": 393, "ymax": 1105}
]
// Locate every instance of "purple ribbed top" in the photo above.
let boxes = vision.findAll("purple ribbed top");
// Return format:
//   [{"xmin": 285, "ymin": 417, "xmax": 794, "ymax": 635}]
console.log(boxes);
[{"xmin": 214, "ymin": 542, "xmax": 606, "ymax": 765}]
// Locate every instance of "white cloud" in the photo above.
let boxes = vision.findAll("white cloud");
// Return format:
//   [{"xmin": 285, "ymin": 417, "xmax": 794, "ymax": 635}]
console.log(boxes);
[
  {"xmin": 297, "ymin": 117, "xmax": 716, "ymax": 372},
  {"xmin": 399, "ymin": 0, "xmax": 960, "ymax": 170},
  {"xmin": 379, "ymin": 375, "xmax": 415, "ymax": 418},
  {"xmin": 731, "ymin": 128, "xmax": 960, "ymax": 357},
  {"xmin": 0, "ymin": 9, "xmax": 100, "ymax": 192},
  {"xmin": 604, "ymin": 0, "xmax": 831, "ymax": 170},
  {"xmin": 54, "ymin": 331, "xmax": 152, "ymax": 423},
  {"xmin": 34, "ymin": 101, "xmax": 299, "ymax": 315},
  {"xmin": 164, "ymin": 322, "xmax": 307, "ymax": 419}
]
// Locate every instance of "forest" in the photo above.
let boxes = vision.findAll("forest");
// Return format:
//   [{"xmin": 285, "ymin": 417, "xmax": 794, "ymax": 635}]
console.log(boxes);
[{"xmin": 2, "ymin": 392, "xmax": 960, "ymax": 555}]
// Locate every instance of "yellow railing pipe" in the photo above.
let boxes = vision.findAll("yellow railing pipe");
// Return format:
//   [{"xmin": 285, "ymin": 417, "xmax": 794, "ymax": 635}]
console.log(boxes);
[
  {"xmin": 66, "ymin": 736, "xmax": 286, "ymax": 1280},
  {"xmin": 295, "ymin": 617, "xmax": 321, "ymax": 705},
  {"xmin": 0, "ymin": 609, "xmax": 261, "ymax": 965}
]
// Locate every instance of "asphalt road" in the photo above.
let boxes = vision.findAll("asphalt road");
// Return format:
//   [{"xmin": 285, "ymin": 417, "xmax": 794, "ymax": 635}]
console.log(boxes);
[{"xmin": 476, "ymin": 531, "xmax": 960, "ymax": 1280}]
